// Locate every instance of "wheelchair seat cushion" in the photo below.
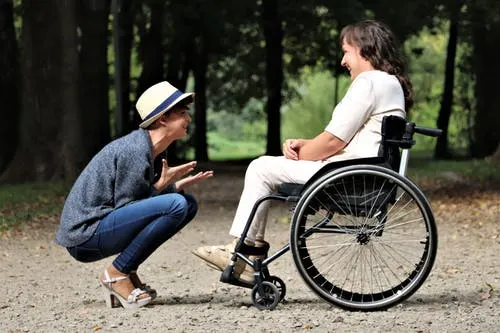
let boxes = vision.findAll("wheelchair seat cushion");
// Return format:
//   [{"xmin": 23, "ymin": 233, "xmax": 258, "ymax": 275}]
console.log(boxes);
[{"xmin": 277, "ymin": 182, "xmax": 303, "ymax": 196}]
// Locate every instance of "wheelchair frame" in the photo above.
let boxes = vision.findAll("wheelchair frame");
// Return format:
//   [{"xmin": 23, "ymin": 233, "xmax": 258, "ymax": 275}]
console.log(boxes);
[{"xmin": 220, "ymin": 116, "xmax": 442, "ymax": 311}]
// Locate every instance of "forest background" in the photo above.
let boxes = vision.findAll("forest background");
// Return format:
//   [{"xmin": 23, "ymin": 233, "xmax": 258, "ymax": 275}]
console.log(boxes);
[
  {"xmin": 1, "ymin": 3, "xmax": 499, "ymax": 330},
  {"xmin": 0, "ymin": 0, "xmax": 499, "ymax": 185}
]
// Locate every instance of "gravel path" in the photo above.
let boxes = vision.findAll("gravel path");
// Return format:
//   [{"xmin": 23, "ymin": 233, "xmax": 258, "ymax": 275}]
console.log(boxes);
[{"xmin": 1, "ymin": 167, "xmax": 499, "ymax": 333}]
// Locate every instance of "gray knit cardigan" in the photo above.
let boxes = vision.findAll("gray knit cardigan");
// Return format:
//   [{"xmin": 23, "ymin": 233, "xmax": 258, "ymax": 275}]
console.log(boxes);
[{"xmin": 55, "ymin": 128, "xmax": 173, "ymax": 247}]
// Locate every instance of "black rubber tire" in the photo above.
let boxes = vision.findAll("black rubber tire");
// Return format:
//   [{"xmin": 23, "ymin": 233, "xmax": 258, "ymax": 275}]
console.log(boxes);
[
  {"xmin": 268, "ymin": 275, "xmax": 287, "ymax": 302},
  {"xmin": 290, "ymin": 165, "xmax": 438, "ymax": 311},
  {"xmin": 251, "ymin": 281, "xmax": 280, "ymax": 310}
]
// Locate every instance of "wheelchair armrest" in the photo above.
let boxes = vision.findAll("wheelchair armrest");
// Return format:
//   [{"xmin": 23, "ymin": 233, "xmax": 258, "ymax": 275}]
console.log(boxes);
[{"xmin": 277, "ymin": 183, "xmax": 304, "ymax": 196}]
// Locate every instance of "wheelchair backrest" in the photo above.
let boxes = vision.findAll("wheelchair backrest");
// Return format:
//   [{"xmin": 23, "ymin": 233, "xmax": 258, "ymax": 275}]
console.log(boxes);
[{"xmin": 378, "ymin": 115, "xmax": 407, "ymax": 171}]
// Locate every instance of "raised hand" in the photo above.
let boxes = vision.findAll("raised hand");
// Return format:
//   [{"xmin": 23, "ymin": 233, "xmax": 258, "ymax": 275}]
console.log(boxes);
[
  {"xmin": 176, "ymin": 170, "xmax": 214, "ymax": 191},
  {"xmin": 154, "ymin": 160, "xmax": 197, "ymax": 192}
]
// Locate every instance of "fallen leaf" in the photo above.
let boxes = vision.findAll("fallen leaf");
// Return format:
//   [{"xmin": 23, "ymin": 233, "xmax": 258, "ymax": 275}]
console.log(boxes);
[{"xmin": 479, "ymin": 291, "xmax": 491, "ymax": 301}]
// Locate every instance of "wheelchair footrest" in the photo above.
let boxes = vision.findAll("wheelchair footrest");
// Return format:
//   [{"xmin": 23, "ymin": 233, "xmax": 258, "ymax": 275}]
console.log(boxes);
[{"xmin": 220, "ymin": 265, "xmax": 254, "ymax": 289}]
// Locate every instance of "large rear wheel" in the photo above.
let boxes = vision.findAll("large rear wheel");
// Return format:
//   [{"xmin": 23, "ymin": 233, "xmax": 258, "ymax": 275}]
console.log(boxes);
[{"xmin": 290, "ymin": 165, "xmax": 437, "ymax": 311}]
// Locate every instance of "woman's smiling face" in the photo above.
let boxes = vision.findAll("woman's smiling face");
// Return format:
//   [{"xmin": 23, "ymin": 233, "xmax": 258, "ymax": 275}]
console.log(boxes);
[
  {"xmin": 340, "ymin": 39, "xmax": 374, "ymax": 80},
  {"xmin": 164, "ymin": 105, "xmax": 192, "ymax": 139}
]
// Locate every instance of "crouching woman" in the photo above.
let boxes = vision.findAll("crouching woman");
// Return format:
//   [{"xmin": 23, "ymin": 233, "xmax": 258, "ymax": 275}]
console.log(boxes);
[{"xmin": 55, "ymin": 81, "xmax": 213, "ymax": 309}]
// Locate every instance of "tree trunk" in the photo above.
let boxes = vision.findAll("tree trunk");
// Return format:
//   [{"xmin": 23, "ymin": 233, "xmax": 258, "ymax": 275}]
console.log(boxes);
[
  {"xmin": 469, "ymin": 6, "xmax": 500, "ymax": 158},
  {"xmin": 79, "ymin": 0, "xmax": 111, "ymax": 162},
  {"xmin": 165, "ymin": 40, "xmax": 193, "ymax": 163},
  {"xmin": 262, "ymin": 0, "xmax": 283, "ymax": 156},
  {"xmin": 193, "ymin": 39, "xmax": 208, "ymax": 161},
  {"xmin": 136, "ymin": 0, "xmax": 165, "ymax": 126},
  {"xmin": 0, "ymin": 0, "xmax": 21, "ymax": 174},
  {"xmin": 112, "ymin": 0, "xmax": 134, "ymax": 135},
  {"xmin": 1, "ymin": 0, "xmax": 64, "ymax": 183},
  {"xmin": 434, "ymin": 1, "xmax": 460, "ymax": 159},
  {"xmin": 165, "ymin": 42, "xmax": 181, "ymax": 163},
  {"xmin": 60, "ymin": 0, "xmax": 82, "ymax": 180},
  {"xmin": 165, "ymin": 36, "xmax": 187, "ymax": 89},
  {"xmin": 165, "ymin": 40, "xmax": 192, "ymax": 92}
]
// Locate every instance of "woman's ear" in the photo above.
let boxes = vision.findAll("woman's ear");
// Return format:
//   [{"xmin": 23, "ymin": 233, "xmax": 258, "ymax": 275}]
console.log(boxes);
[{"xmin": 158, "ymin": 113, "xmax": 170, "ymax": 125}]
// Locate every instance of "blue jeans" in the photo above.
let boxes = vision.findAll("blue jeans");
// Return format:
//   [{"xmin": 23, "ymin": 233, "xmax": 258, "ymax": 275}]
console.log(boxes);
[{"xmin": 67, "ymin": 193, "xmax": 197, "ymax": 273}]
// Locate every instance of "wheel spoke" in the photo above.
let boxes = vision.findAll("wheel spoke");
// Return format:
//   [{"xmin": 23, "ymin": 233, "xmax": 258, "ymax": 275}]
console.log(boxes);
[{"xmin": 290, "ymin": 166, "xmax": 437, "ymax": 310}]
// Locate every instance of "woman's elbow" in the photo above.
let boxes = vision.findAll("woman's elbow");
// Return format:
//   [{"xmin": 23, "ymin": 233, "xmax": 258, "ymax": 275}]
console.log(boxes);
[{"xmin": 326, "ymin": 137, "xmax": 346, "ymax": 158}]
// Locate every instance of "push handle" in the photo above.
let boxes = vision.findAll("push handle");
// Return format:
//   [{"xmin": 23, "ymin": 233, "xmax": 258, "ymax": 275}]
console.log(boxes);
[{"xmin": 414, "ymin": 126, "xmax": 443, "ymax": 137}]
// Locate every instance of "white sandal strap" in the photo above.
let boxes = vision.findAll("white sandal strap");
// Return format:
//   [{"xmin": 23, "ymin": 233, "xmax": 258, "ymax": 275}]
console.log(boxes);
[
  {"xmin": 102, "ymin": 269, "xmax": 128, "ymax": 284},
  {"xmin": 127, "ymin": 288, "xmax": 148, "ymax": 302}
]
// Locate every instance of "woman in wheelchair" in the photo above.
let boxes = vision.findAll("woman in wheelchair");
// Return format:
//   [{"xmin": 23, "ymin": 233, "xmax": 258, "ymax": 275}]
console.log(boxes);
[{"xmin": 193, "ymin": 19, "xmax": 414, "ymax": 285}]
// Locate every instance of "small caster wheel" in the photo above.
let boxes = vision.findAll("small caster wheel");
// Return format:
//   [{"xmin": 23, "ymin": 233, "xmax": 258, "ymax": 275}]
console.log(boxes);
[
  {"xmin": 269, "ymin": 275, "xmax": 286, "ymax": 302},
  {"xmin": 251, "ymin": 281, "xmax": 280, "ymax": 310}
]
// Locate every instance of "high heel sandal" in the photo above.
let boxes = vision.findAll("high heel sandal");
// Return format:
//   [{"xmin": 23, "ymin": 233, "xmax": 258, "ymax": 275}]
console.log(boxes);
[
  {"xmin": 101, "ymin": 269, "xmax": 152, "ymax": 309},
  {"xmin": 130, "ymin": 270, "xmax": 157, "ymax": 300}
]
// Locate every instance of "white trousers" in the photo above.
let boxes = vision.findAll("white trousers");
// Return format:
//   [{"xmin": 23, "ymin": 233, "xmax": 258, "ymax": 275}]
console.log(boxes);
[{"xmin": 229, "ymin": 156, "xmax": 331, "ymax": 242}]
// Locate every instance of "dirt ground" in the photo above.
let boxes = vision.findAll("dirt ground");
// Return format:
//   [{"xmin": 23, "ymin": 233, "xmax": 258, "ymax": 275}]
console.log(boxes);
[{"xmin": 1, "ymin": 164, "xmax": 499, "ymax": 333}]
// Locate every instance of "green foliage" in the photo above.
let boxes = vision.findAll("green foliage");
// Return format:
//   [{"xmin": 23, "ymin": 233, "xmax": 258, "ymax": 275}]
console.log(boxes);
[
  {"xmin": 208, "ymin": 97, "xmax": 266, "ymax": 140},
  {"xmin": 12, "ymin": 0, "xmax": 22, "ymax": 40},
  {"xmin": 404, "ymin": 25, "xmax": 446, "ymax": 149},
  {"xmin": 404, "ymin": 22, "xmax": 473, "ymax": 153},
  {"xmin": 205, "ymin": 98, "xmax": 266, "ymax": 160},
  {"xmin": 0, "ymin": 182, "xmax": 69, "ymax": 231},
  {"xmin": 206, "ymin": 132, "xmax": 264, "ymax": 160},
  {"xmin": 206, "ymin": 0, "xmax": 364, "ymax": 115},
  {"xmin": 199, "ymin": 17, "xmax": 477, "ymax": 161},
  {"xmin": 0, "ymin": 182, "xmax": 68, "ymax": 206},
  {"xmin": 282, "ymin": 69, "xmax": 350, "ymax": 140},
  {"xmin": 362, "ymin": 0, "xmax": 438, "ymax": 41},
  {"xmin": 408, "ymin": 152, "xmax": 500, "ymax": 183},
  {"xmin": 449, "ymin": 40, "xmax": 475, "ymax": 152}
]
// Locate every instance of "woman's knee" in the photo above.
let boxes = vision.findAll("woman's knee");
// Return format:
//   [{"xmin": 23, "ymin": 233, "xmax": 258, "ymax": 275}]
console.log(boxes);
[
  {"xmin": 166, "ymin": 193, "xmax": 190, "ymax": 220},
  {"xmin": 182, "ymin": 193, "xmax": 198, "ymax": 221},
  {"xmin": 67, "ymin": 245, "xmax": 104, "ymax": 263},
  {"xmin": 247, "ymin": 156, "xmax": 275, "ymax": 176}
]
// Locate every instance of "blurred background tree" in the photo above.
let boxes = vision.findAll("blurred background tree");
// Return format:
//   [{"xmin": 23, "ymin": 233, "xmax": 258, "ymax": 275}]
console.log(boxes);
[{"xmin": 0, "ymin": 0, "xmax": 499, "ymax": 184}]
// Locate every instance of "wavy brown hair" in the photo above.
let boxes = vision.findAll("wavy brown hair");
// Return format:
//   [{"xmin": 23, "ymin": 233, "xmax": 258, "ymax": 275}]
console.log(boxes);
[{"xmin": 340, "ymin": 20, "xmax": 414, "ymax": 111}]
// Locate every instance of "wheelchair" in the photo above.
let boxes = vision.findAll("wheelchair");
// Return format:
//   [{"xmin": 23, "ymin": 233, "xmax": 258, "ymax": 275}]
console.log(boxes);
[{"xmin": 219, "ymin": 115, "xmax": 442, "ymax": 311}]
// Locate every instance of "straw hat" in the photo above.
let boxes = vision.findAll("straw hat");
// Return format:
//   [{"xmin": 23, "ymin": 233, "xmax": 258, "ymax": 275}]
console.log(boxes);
[{"xmin": 136, "ymin": 81, "xmax": 194, "ymax": 128}]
